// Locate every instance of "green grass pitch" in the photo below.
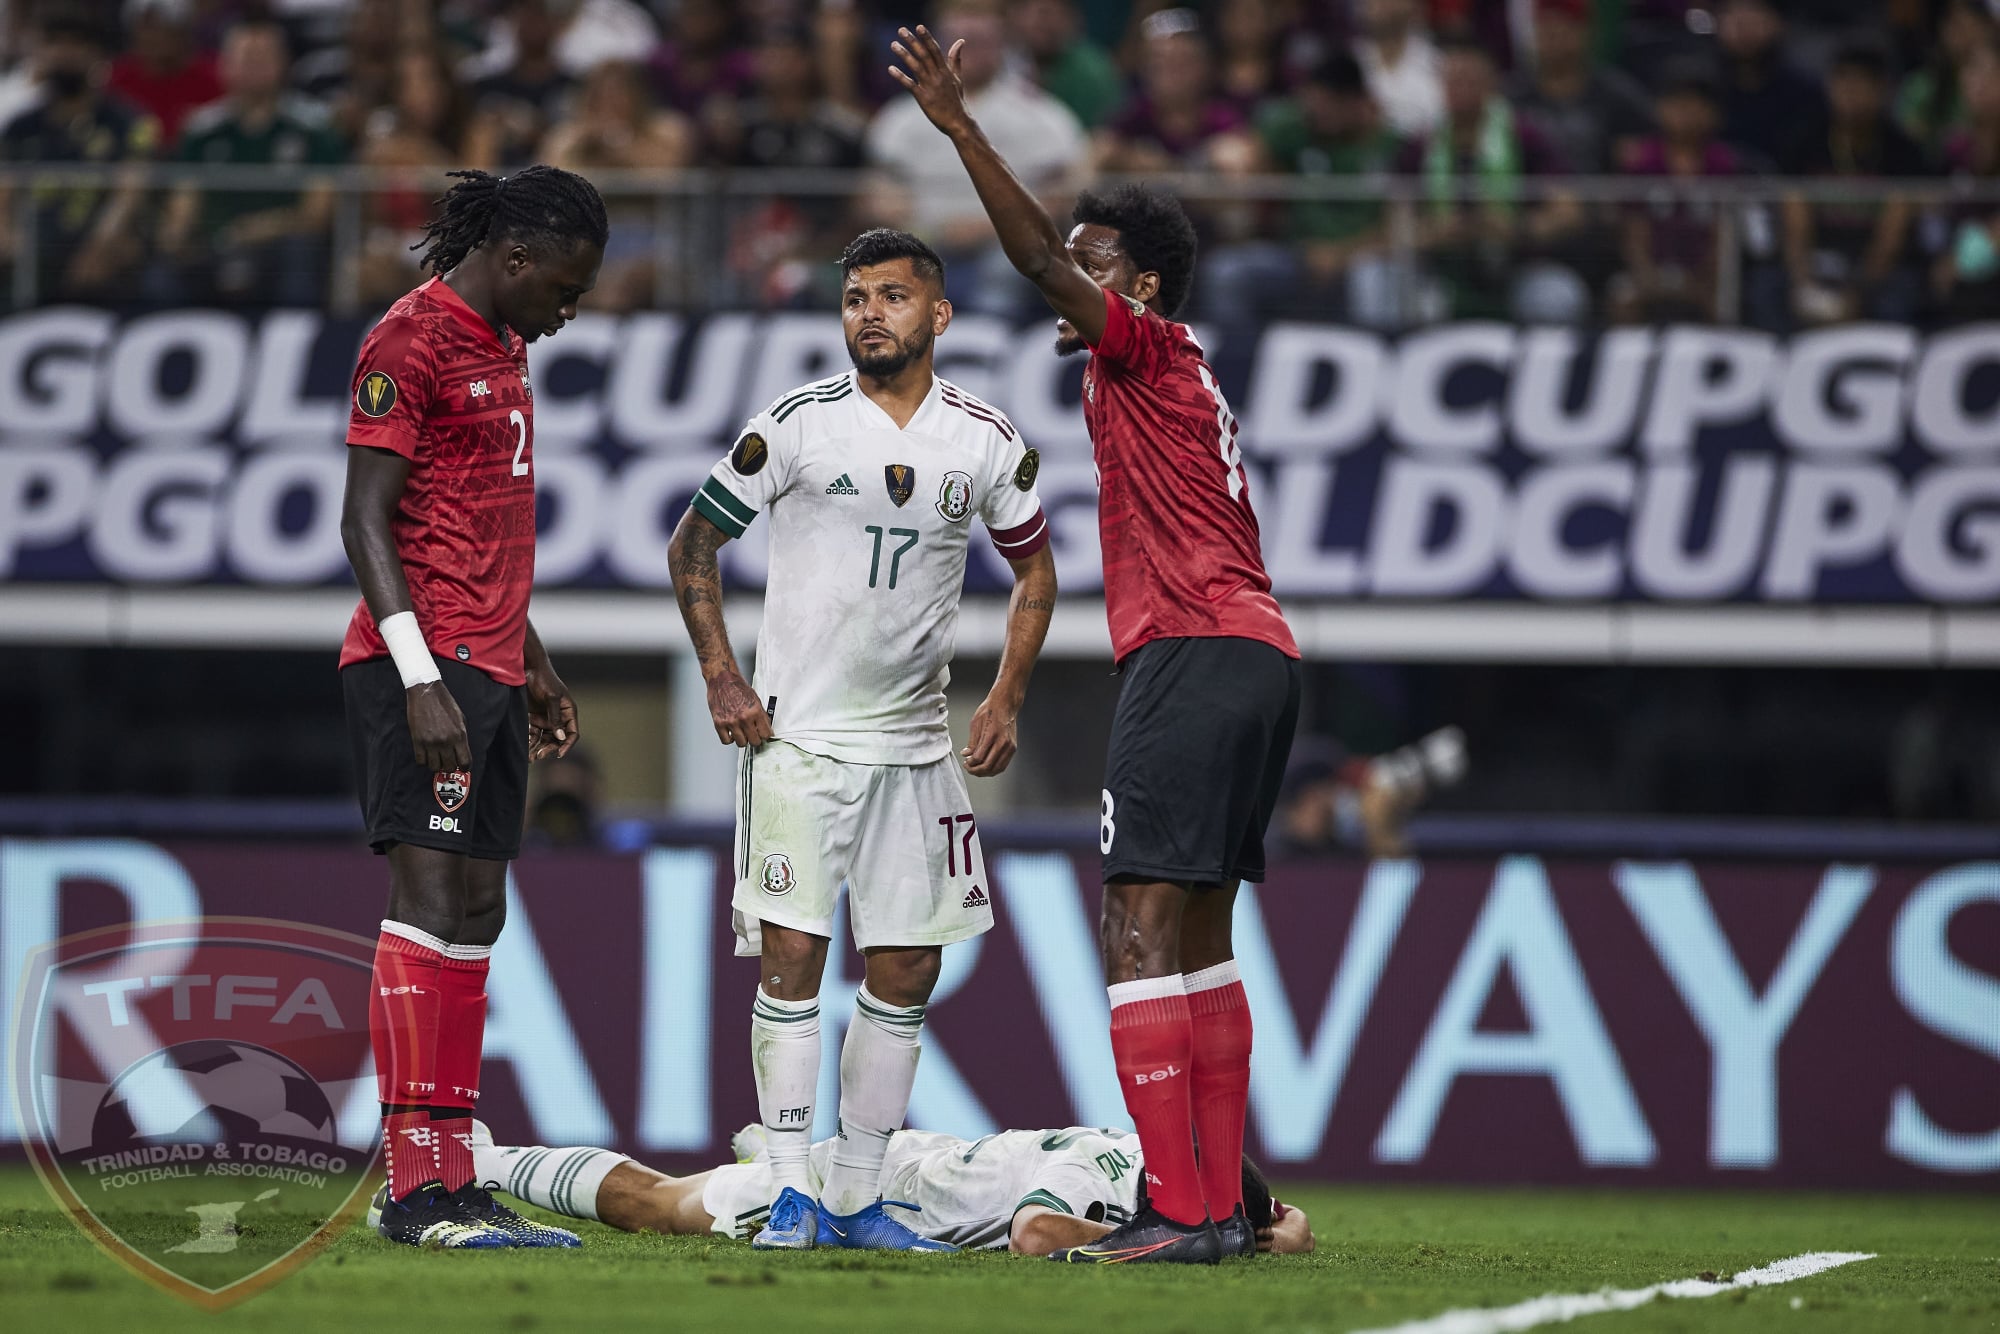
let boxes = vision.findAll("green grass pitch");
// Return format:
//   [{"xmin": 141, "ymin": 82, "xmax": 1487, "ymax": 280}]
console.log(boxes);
[{"xmin": 0, "ymin": 1167, "xmax": 1993, "ymax": 1333}]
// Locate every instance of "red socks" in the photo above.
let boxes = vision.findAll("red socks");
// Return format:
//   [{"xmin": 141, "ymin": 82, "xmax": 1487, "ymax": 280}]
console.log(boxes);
[
  {"xmin": 1187, "ymin": 960, "xmax": 1253, "ymax": 1219},
  {"xmin": 370, "ymin": 923, "xmax": 493, "ymax": 1199},
  {"xmin": 1108, "ymin": 977, "xmax": 1205, "ymax": 1226},
  {"xmin": 431, "ymin": 947, "xmax": 491, "ymax": 1192},
  {"xmin": 370, "ymin": 924, "xmax": 444, "ymax": 1200}
]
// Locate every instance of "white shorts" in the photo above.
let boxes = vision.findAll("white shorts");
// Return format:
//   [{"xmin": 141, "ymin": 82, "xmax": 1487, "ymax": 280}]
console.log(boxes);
[{"xmin": 730, "ymin": 741, "xmax": 994, "ymax": 956}]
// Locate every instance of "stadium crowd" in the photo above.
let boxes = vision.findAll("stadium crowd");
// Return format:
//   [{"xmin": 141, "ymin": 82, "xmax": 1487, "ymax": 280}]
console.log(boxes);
[{"xmin": 3, "ymin": 0, "xmax": 1998, "ymax": 324}]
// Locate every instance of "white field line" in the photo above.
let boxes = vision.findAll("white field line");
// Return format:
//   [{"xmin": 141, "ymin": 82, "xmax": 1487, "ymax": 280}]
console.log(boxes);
[{"xmin": 1348, "ymin": 1251, "xmax": 1878, "ymax": 1334}]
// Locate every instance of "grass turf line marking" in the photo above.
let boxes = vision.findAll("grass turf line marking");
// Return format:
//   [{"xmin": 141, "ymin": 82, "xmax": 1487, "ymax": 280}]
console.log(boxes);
[{"xmin": 1349, "ymin": 1251, "xmax": 1878, "ymax": 1334}]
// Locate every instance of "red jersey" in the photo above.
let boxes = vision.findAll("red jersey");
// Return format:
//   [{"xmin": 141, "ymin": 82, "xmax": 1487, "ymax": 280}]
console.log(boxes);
[
  {"xmin": 1081, "ymin": 287, "xmax": 1298, "ymax": 663},
  {"xmin": 338, "ymin": 277, "xmax": 537, "ymax": 686}
]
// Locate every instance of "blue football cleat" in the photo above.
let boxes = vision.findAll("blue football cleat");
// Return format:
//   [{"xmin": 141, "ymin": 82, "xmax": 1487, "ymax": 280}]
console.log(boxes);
[
  {"xmin": 450, "ymin": 1183, "xmax": 583, "ymax": 1247},
  {"xmin": 817, "ymin": 1200, "xmax": 958, "ymax": 1252},
  {"xmin": 751, "ymin": 1186, "xmax": 820, "ymax": 1250}
]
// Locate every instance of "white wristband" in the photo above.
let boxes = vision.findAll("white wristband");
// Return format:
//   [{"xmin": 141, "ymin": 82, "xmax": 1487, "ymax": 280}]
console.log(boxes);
[{"xmin": 378, "ymin": 611, "xmax": 442, "ymax": 688}]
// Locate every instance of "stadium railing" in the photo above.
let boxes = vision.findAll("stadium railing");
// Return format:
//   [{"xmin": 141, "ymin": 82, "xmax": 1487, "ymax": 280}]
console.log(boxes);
[{"xmin": 3, "ymin": 163, "xmax": 1997, "ymax": 320}]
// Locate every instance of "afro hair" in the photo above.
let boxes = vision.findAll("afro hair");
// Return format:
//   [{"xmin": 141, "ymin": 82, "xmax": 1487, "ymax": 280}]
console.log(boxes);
[{"xmin": 1071, "ymin": 184, "xmax": 1199, "ymax": 318}]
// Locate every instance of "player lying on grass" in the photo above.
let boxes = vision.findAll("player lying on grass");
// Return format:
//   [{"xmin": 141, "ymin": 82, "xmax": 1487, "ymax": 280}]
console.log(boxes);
[{"xmin": 450, "ymin": 1121, "xmax": 1314, "ymax": 1258}]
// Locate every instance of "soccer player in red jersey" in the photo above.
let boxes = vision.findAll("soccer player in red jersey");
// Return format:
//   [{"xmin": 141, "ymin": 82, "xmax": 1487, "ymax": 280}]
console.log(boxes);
[
  {"xmin": 891, "ymin": 30, "xmax": 1302, "ymax": 1264},
  {"xmin": 339, "ymin": 166, "xmax": 606, "ymax": 1249}
]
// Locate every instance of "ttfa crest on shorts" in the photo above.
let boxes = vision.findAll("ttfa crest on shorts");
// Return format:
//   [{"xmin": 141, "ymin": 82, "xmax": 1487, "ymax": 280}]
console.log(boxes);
[
  {"xmin": 14, "ymin": 919, "xmax": 381, "ymax": 1309},
  {"xmin": 760, "ymin": 853, "xmax": 796, "ymax": 896},
  {"xmin": 884, "ymin": 464, "xmax": 915, "ymax": 508},
  {"xmin": 434, "ymin": 769, "xmax": 470, "ymax": 813},
  {"xmin": 936, "ymin": 470, "xmax": 974, "ymax": 523}
]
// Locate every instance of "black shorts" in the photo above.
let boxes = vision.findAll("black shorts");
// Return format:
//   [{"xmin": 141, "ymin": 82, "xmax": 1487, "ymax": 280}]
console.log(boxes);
[
  {"xmin": 342, "ymin": 656, "xmax": 528, "ymax": 861},
  {"xmin": 1100, "ymin": 636, "xmax": 1302, "ymax": 886}
]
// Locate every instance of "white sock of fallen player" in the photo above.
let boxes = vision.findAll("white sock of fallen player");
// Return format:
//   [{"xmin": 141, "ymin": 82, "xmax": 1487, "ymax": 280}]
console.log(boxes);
[
  {"xmin": 819, "ymin": 986, "xmax": 924, "ymax": 1217},
  {"xmin": 472, "ymin": 1143, "xmax": 630, "ymax": 1222},
  {"xmin": 751, "ymin": 988, "xmax": 822, "ymax": 1198}
]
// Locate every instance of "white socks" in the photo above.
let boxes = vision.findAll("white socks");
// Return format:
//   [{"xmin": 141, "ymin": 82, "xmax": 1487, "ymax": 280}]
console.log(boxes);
[
  {"xmin": 473, "ymin": 1143, "xmax": 628, "ymax": 1222},
  {"xmin": 751, "ymin": 989, "xmax": 822, "ymax": 1197},
  {"xmin": 820, "ymin": 986, "xmax": 925, "ymax": 1217}
]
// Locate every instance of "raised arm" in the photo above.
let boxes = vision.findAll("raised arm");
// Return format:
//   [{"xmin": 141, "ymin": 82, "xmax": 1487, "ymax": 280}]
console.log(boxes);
[
  {"xmin": 889, "ymin": 26, "xmax": 1108, "ymax": 345},
  {"xmin": 962, "ymin": 543, "xmax": 1056, "ymax": 778},
  {"xmin": 340, "ymin": 444, "xmax": 469, "ymax": 771},
  {"xmin": 666, "ymin": 507, "xmax": 773, "ymax": 748}
]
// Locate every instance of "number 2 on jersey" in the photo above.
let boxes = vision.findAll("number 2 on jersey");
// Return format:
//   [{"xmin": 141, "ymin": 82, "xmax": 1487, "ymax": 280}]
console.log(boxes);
[{"xmin": 509, "ymin": 408, "xmax": 530, "ymax": 477}]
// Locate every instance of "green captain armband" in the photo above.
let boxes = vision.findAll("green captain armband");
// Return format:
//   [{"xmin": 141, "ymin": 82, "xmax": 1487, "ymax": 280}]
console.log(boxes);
[{"xmin": 693, "ymin": 478, "xmax": 755, "ymax": 538}]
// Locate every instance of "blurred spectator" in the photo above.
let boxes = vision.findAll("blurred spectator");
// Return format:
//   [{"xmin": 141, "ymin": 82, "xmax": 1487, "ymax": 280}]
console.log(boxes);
[
  {"xmin": 1201, "ymin": 51, "xmax": 1401, "ymax": 333},
  {"xmin": 1896, "ymin": 0, "xmax": 1995, "ymax": 161},
  {"xmin": 0, "ymin": 13, "xmax": 156, "ymax": 302},
  {"xmin": 1775, "ymin": 39, "xmax": 1927, "ymax": 327},
  {"xmin": 106, "ymin": 0, "xmax": 221, "ymax": 149},
  {"xmin": 542, "ymin": 59, "xmax": 695, "ymax": 310},
  {"xmin": 1352, "ymin": 0, "xmax": 1441, "ymax": 139},
  {"xmin": 648, "ymin": 0, "xmax": 753, "ymax": 121},
  {"xmin": 1611, "ymin": 63, "xmax": 1746, "ymax": 323},
  {"xmin": 865, "ymin": 0, "xmax": 1085, "ymax": 310},
  {"xmin": 155, "ymin": 20, "xmax": 340, "ymax": 306},
  {"xmin": 525, "ymin": 748, "xmax": 601, "ymax": 848},
  {"xmin": 719, "ymin": 24, "xmax": 866, "ymax": 169},
  {"xmin": 1713, "ymin": 0, "xmax": 1825, "ymax": 167},
  {"xmin": 1210, "ymin": 0, "xmax": 1285, "ymax": 112},
  {"xmin": 1507, "ymin": 0, "xmax": 1653, "ymax": 176},
  {"xmin": 291, "ymin": 0, "xmax": 404, "ymax": 148},
  {"xmin": 1270, "ymin": 728, "xmax": 1467, "ymax": 860},
  {"xmin": 1008, "ymin": 0, "xmax": 1122, "ymax": 129},
  {"xmin": 1098, "ymin": 8, "xmax": 1254, "ymax": 171},
  {"xmin": 1935, "ymin": 34, "xmax": 2000, "ymax": 321},
  {"xmin": 715, "ymin": 23, "xmax": 868, "ymax": 307},
  {"xmin": 468, "ymin": 0, "xmax": 658, "ymax": 83},
  {"xmin": 469, "ymin": 0, "xmax": 575, "ymax": 167},
  {"xmin": 356, "ymin": 49, "xmax": 489, "ymax": 302},
  {"xmin": 1395, "ymin": 38, "xmax": 1585, "ymax": 322}
]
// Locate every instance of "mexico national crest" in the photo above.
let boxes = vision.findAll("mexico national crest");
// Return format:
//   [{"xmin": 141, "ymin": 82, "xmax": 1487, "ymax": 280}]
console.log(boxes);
[
  {"xmin": 760, "ymin": 852, "xmax": 796, "ymax": 896},
  {"xmin": 14, "ymin": 919, "xmax": 381, "ymax": 1309},
  {"xmin": 936, "ymin": 470, "xmax": 974, "ymax": 522},
  {"xmin": 434, "ymin": 768, "xmax": 471, "ymax": 813},
  {"xmin": 884, "ymin": 464, "xmax": 915, "ymax": 508}
]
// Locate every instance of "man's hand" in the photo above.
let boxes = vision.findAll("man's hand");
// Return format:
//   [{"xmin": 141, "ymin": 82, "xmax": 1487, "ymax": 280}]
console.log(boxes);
[
  {"xmin": 526, "ymin": 659, "xmax": 579, "ymax": 762},
  {"xmin": 407, "ymin": 681, "xmax": 471, "ymax": 772},
  {"xmin": 888, "ymin": 25, "xmax": 975, "ymax": 138},
  {"xmin": 961, "ymin": 693, "xmax": 1018, "ymax": 777},
  {"xmin": 708, "ymin": 669, "xmax": 772, "ymax": 748}
]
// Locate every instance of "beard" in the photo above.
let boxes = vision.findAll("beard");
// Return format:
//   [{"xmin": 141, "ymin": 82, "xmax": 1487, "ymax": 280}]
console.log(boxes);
[
  {"xmin": 848, "ymin": 325, "xmax": 932, "ymax": 376},
  {"xmin": 1053, "ymin": 318, "xmax": 1087, "ymax": 358}
]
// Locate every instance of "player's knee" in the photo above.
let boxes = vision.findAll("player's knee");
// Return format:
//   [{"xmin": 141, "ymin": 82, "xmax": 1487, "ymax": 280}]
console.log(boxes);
[
  {"xmin": 863, "ymin": 946, "xmax": 941, "ymax": 1006},
  {"xmin": 759, "ymin": 926, "xmax": 828, "ymax": 996},
  {"xmin": 1100, "ymin": 880, "xmax": 1184, "ymax": 977}
]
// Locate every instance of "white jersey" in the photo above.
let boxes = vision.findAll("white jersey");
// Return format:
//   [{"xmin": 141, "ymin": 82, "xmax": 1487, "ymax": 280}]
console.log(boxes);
[
  {"xmin": 706, "ymin": 1126, "xmax": 1141, "ymax": 1247},
  {"xmin": 694, "ymin": 371, "xmax": 1048, "ymax": 765}
]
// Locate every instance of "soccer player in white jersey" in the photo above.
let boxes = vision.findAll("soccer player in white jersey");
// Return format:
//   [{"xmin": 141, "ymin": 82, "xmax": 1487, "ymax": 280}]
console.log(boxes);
[
  {"xmin": 462, "ymin": 1121, "xmax": 1315, "ymax": 1257},
  {"xmin": 666, "ymin": 228, "xmax": 1057, "ymax": 1252}
]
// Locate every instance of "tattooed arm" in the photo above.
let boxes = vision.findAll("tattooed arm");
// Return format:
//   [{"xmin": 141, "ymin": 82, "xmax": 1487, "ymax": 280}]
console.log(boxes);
[
  {"xmin": 962, "ymin": 543, "xmax": 1056, "ymax": 778},
  {"xmin": 667, "ymin": 509, "xmax": 773, "ymax": 748}
]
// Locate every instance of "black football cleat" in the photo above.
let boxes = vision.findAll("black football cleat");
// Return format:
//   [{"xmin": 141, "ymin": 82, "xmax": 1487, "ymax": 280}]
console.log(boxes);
[
  {"xmin": 1048, "ymin": 1204, "xmax": 1223, "ymax": 1265},
  {"xmin": 369, "ymin": 1182, "xmax": 512, "ymax": 1248},
  {"xmin": 1217, "ymin": 1205, "xmax": 1257, "ymax": 1258},
  {"xmin": 449, "ymin": 1183, "xmax": 583, "ymax": 1247}
]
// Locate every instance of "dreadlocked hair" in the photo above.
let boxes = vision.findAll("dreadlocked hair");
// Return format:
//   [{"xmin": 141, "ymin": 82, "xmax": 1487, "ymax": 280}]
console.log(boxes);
[
  {"xmin": 412, "ymin": 166, "xmax": 610, "ymax": 277},
  {"xmin": 1071, "ymin": 184, "xmax": 1198, "ymax": 318}
]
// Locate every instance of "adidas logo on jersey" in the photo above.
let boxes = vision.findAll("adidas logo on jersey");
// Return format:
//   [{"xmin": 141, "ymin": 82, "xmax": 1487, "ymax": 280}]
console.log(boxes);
[
  {"xmin": 961, "ymin": 885, "xmax": 989, "ymax": 909},
  {"xmin": 825, "ymin": 473, "xmax": 860, "ymax": 495}
]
